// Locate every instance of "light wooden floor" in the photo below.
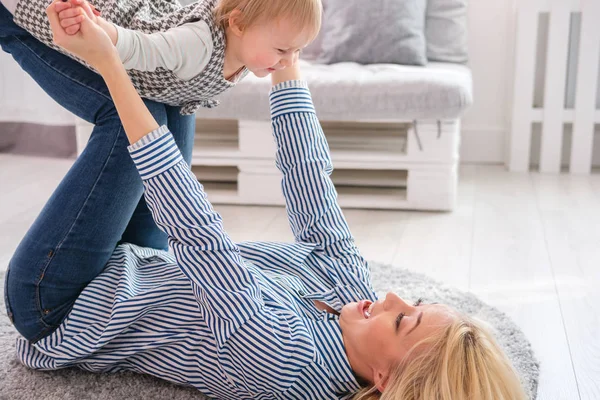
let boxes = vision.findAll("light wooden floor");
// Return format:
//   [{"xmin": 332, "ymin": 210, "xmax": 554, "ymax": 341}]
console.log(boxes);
[{"xmin": 1, "ymin": 154, "xmax": 599, "ymax": 400}]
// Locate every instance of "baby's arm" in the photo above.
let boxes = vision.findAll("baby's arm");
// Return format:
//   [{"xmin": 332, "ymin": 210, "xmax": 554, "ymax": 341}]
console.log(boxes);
[{"xmin": 55, "ymin": 0, "xmax": 212, "ymax": 80}]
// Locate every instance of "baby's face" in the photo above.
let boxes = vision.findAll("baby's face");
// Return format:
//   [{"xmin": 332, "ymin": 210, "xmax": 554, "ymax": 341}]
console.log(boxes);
[{"xmin": 237, "ymin": 18, "xmax": 314, "ymax": 77}]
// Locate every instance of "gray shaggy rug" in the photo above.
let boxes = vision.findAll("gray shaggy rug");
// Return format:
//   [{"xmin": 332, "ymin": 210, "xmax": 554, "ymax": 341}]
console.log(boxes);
[{"xmin": 0, "ymin": 264, "xmax": 539, "ymax": 399}]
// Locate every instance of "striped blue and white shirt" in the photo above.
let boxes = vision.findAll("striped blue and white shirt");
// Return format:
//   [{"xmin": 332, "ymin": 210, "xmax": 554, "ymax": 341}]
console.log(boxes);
[{"xmin": 16, "ymin": 81, "xmax": 378, "ymax": 399}]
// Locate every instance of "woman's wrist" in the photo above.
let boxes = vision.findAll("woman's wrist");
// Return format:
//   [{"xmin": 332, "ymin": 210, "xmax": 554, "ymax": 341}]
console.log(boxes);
[
  {"xmin": 95, "ymin": 51, "xmax": 123, "ymax": 77},
  {"xmin": 97, "ymin": 17, "xmax": 118, "ymax": 45},
  {"xmin": 271, "ymin": 63, "xmax": 302, "ymax": 86}
]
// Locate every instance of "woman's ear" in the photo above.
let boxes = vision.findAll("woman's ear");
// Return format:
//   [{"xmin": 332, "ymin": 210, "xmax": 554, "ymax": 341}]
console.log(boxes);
[
  {"xmin": 227, "ymin": 9, "xmax": 244, "ymax": 37},
  {"xmin": 374, "ymin": 370, "xmax": 388, "ymax": 392}
]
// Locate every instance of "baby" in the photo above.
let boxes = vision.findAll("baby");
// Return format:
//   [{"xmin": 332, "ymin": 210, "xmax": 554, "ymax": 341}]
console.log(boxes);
[{"xmin": 9, "ymin": 0, "xmax": 321, "ymax": 114}]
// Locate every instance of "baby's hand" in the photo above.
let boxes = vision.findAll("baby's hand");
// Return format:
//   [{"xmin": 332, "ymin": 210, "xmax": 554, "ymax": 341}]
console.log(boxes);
[{"xmin": 55, "ymin": 0, "xmax": 100, "ymax": 35}]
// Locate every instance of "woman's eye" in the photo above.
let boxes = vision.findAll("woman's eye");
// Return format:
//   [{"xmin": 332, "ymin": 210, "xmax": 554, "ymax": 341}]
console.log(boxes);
[{"xmin": 395, "ymin": 312, "xmax": 405, "ymax": 330}]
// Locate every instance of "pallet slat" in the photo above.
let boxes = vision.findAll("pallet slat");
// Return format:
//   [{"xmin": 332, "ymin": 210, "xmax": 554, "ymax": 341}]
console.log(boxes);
[
  {"xmin": 509, "ymin": 2, "xmax": 539, "ymax": 172},
  {"xmin": 571, "ymin": 0, "xmax": 600, "ymax": 174},
  {"xmin": 540, "ymin": 0, "xmax": 571, "ymax": 173},
  {"xmin": 510, "ymin": 0, "xmax": 600, "ymax": 174}
]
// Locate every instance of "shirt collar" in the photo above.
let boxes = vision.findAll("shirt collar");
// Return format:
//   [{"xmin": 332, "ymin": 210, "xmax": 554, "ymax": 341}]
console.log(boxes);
[{"xmin": 310, "ymin": 317, "xmax": 362, "ymax": 396}]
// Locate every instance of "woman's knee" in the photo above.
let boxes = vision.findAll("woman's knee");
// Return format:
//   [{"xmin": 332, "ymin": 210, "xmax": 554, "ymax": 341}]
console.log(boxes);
[
  {"xmin": 3, "ymin": 258, "xmax": 51, "ymax": 342},
  {"xmin": 3, "ymin": 34, "xmax": 117, "ymax": 124}
]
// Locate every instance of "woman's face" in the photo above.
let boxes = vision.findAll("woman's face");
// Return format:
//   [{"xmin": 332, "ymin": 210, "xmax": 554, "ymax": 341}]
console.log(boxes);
[{"xmin": 339, "ymin": 292, "xmax": 456, "ymax": 387}]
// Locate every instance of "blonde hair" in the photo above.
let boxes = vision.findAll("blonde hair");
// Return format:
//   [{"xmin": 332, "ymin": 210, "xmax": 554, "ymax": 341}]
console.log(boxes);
[
  {"xmin": 214, "ymin": 0, "xmax": 322, "ymax": 38},
  {"xmin": 353, "ymin": 315, "xmax": 528, "ymax": 400}
]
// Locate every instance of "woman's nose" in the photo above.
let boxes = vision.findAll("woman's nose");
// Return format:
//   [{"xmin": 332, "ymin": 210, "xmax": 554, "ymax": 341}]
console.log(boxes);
[{"xmin": 384, "ymin": 292, "xmax": 413, "ymax": 311}]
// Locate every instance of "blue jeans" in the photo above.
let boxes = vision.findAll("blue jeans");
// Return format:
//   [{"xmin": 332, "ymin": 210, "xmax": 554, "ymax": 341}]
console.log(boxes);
[{"xmin": 0, "ymin": 3, "xmax": 196, "ymax": 343}]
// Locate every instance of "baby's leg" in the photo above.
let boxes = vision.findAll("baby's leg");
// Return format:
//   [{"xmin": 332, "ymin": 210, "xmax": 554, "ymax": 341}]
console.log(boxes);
[{"xmin": 0, "ymin": 30, "xmax": 177, "ymax": 343}]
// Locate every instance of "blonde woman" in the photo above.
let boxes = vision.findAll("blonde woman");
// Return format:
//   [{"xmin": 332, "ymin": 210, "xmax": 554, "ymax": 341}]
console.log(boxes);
[{"xmin": 3, "ymin": 3, "xmax": 529, "ymax": 399}]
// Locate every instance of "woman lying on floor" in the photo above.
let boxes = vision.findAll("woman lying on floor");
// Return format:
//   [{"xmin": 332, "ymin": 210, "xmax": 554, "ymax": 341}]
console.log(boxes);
[{"xmin": 2, "ymin": 2, "xmax": 527, "ymax": 399}]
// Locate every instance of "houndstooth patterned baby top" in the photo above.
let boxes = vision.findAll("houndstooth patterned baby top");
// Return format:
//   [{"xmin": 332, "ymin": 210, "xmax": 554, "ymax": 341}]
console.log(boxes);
[{"xmin": 13, "ymin": 0, "xmax": 247, "ymax": 115}]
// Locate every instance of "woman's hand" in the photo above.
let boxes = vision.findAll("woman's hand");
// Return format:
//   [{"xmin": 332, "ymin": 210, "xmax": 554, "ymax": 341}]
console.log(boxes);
[
  {"xmin": 46, "ymin": 0, "xmax": 118, "ymax": 72},
  {"xmin": 271, "ymin": 63, "xmax": 302, "ymax": 86}
]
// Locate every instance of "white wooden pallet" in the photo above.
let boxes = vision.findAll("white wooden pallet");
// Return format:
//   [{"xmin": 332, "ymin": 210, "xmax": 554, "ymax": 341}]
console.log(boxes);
[
  {"xmin": 189, "ymin": 119, "xmax": 461, "ymax": 211},
  {"xmin": 75, "ymin": 118, "xmax": 461, "ymax": 210}
]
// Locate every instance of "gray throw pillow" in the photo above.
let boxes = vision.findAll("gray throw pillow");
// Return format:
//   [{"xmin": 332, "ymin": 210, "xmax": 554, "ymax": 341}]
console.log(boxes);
[
  {"xmin": 426, "ymin": 0, "xmax": 469, "ymax": 63},
  {"xmin": 312, "ymin": 0, "xmax": 427, "ymax": 66}
]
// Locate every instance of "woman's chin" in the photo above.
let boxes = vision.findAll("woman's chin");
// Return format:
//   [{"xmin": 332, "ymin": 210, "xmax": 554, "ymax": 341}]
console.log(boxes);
[{"xmin": 339, "ymin": 302, "xmax": 356, "ymax": 323}]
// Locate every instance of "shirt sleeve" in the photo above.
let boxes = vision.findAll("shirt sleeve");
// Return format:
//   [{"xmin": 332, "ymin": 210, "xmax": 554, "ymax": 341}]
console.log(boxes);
[
  {"xmin": 127, "ymin": 126, "xmax": 263, "ymax": 348},
  {"xmin": 115, "ymin": 20, "xmax": 213, "ymax": 81},
  {"xmin": 269, "ymin": 80, "xmax": 373, "ymax": 294}
]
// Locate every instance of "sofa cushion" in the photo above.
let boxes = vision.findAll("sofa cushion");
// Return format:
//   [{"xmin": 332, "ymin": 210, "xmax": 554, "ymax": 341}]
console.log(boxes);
[
  {"xmin": 426, "ymin": 0, "xmax": 469, "ymax": 63},
  {"xmin": 196, "ymin": 60, "xmax": 473, "ymax": 122},
  {"xmin": 312, "ymin": 0, "xmax": 427, "ymax": 66}
]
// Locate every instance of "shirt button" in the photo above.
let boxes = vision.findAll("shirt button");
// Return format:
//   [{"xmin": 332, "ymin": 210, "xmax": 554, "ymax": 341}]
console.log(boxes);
[{"xmin": 298, "ymin": 290, "xmax": 306, "ymax": 297}]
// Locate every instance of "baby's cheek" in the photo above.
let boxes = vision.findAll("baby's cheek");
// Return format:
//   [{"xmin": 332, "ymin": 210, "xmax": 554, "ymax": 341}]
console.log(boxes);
[{"xmin": 253, "ymin": 51, "xmax": 278, "ymax": 67}]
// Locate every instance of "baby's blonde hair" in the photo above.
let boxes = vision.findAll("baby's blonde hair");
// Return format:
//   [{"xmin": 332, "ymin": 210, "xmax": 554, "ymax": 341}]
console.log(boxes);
[
  {"xmin": 214, "ymin": 0, "xmax": 322, "ymax": 39},
  {"xmin": 353, "ymin": 315, "xmax": 529, "ymax": 400}
]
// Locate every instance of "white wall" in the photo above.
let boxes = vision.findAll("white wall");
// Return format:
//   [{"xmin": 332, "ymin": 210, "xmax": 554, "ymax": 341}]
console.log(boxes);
[
  {"xmin": 0, "ymin": 52, "xmax": 75, "ymax": 125},
  {"xmin": 460, "ymin": 0, "xmax": 517, "ymax": 164}
]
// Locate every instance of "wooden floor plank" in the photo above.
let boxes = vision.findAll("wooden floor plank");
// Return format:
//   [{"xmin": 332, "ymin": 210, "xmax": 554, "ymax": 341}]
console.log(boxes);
[
  {"xmin": 532, "ymin": 174, "xmax": 600, "ymax": 400},
  {"xmin": 391, "ymin": 165, "xmax": 478, "ymax": 291},
  {"xmin": 469, "ymin": 166, "xmax": 579, "ymax": 400}
]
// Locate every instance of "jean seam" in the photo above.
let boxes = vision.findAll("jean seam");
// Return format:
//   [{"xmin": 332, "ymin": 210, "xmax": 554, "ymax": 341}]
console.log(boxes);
[
  {"xmin": 34, "ymin": 123, "xmax": 125, "ymax": 323},
  {"xmin": 14, "ymin": 36, "xmax": 112, "ymax": 103},
  {"xmin": 3, "ymin": 265, "xmax": 14, "ymax": 323},
  {"xmin": 30, "ymin": 325, "xmax": 54, "ymax": 344}
]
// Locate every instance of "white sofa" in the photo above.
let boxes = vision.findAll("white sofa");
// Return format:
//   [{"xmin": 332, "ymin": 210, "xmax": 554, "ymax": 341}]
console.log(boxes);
[
  {"xmin": 189, "ymin": 59, "xmax": 472, "ymax": 211},
  {"xmin": 67, "ymin": 0, "xmax": 473, "ymax": 211}
]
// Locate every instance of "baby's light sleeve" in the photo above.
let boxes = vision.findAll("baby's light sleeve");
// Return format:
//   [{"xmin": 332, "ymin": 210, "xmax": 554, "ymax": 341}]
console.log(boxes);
[{"xmin": 115, "ymin": 20, "xmax": 213, "ymax": 81}]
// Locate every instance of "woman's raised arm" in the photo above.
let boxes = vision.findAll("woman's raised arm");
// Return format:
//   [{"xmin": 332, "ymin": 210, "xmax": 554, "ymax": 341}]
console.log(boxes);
[
  {"xmin": 46, "ymin": 5, "xmax": 266, "ymax": 348},
  {"xmin": 267, "ymin": 66, "xmax": 375, "ymax": 296}
]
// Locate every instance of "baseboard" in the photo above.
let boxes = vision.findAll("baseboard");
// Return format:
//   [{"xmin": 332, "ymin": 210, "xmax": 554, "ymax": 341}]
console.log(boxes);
[
  {"xmin": 460, "ymin": 124, "xmax": 600, "ymax": 167},
  {"xmin": 0, "ymin": 123, "xmax": 76, "ymax": 158},
  {"xmin": 460, "ymin": 126, "xmax": 506, "ymax": 164}
]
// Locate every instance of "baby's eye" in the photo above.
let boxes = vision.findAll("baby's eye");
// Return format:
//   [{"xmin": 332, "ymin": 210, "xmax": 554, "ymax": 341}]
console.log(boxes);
[
  {"xmin": 276, "ymin": 49, "xmax": 287, "ymax": 54},
  {"xmin": 414, "ymin": 298, "xmax": 424, "ymax": 306}
]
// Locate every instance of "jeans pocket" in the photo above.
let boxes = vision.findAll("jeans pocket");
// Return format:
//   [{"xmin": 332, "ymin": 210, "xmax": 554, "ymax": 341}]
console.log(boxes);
[{"xmin": 3, "ymin": 264, "xmax": 15, "ymax": 325}]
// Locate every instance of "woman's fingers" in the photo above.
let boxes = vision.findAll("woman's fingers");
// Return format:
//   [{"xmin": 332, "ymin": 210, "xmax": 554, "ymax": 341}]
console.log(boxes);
[
  {"xmin": 54, "ymin": 1, "xmax": 72, "ymax": 13},
  {"xmin": 65, "ymin": 24, "xmax": 82, "ymax": 35},
  {"xmin": 60, "ymin": 15, "xmax": 84, "ymax": 29},
  {"xmin": 58, "ymin": 7, "xmax": 82, "ymax": 20},
  {"xmin": 69, "ymin": 0, "xmax": 99, "ymax": 19},
  {"xmin": 57, "ymin": 5, "xmax": 88, "ymax": 35},
  {"xmin": 46, "ymin": 1, "xmax": 66, "ymax": 45},
  {"xmin": 47, "ymin": 1, "xmax": 118, "ymax": 69}
]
